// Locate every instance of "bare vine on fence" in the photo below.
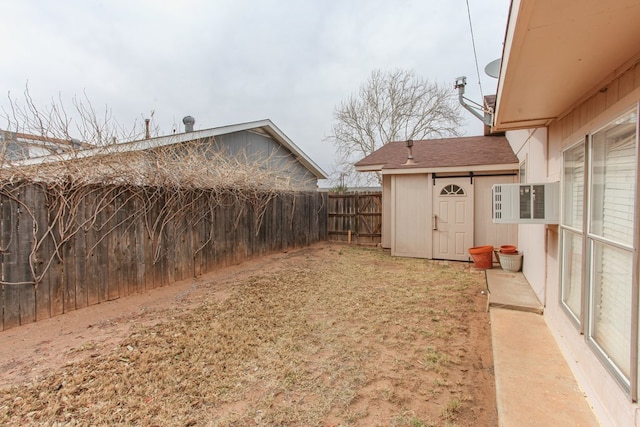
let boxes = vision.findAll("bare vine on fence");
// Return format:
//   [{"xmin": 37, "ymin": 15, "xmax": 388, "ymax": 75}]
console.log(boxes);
[{"xmin": 0, "ymin": 90, "xmax": 318, "ymax": 286}]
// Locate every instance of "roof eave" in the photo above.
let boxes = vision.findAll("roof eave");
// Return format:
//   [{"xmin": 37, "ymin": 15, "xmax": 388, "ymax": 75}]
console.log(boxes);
[
  {"xmin": 254, "ymin": 120, "xmax": 329, "ymax": 179},
  {"xmin": 355, "ymin": 164, "xmax": 385, "ymax": 172},
  {"xmin": 493, "ymin": 0, "xmax": 640, "ymax": 132},
  {"xmin": 381, "ymin": 163, "xmax": 520, "ymax": 175}
]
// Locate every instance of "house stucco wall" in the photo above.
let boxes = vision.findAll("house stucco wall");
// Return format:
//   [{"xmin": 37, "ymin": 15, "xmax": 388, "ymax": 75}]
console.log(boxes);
[
  {"xmin": 505, "ymin": 128, "xmax": 552, "ymax": 304},
  {"xmin": 519, "ymin": 61, "xmax": 640, "ymax": 427}
]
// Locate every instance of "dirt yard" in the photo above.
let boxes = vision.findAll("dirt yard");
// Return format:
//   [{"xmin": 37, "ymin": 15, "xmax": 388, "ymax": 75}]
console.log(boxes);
[{"xmin": 0, "ymin": 243, "xmax": 496, "ymax": 426}]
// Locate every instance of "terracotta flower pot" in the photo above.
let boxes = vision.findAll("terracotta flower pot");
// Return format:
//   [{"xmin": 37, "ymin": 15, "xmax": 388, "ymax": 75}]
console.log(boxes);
[
  {"xmin": 468, "ymin": 245, "xmax": 494, "ymax": 269},
  {"xmin": 500, "ymin": 245, "xmax": 517, "ymax": 254}
]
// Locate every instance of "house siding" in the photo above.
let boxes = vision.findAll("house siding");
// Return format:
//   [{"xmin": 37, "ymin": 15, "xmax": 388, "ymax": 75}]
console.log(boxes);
[
  {"xmin": 558, "ymin": 60, "xmax": 640, "ymax": 142},
  {"xmin": 215, "ymin": 131, "xmax": 318, "ymax": 190},
  {"xmin": 536, "ymin": 65, "xmax": 640, "ymax": 426}
]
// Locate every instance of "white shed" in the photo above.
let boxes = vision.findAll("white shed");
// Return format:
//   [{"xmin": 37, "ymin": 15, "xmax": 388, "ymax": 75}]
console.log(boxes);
[{"xmin": 355, "ymin": 135, "xmax": 519, "ymax": 260}]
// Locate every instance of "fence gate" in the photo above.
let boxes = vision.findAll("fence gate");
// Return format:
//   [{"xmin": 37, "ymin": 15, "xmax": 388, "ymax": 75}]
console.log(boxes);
[{"xmin": 327, "ymin": 192, "xmax": 382, "ymax": 245}]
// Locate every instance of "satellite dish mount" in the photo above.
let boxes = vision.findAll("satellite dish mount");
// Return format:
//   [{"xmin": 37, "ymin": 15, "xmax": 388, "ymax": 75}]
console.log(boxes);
[{"xmin": 454, "ymin": 76, "xmax": 492, "ymax": 127}]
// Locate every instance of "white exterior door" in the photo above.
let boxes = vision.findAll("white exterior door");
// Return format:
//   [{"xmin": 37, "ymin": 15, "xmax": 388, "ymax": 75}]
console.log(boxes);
[{"xmin": 432, "ymin": 178, "xmax": 473, "ymax": 261}]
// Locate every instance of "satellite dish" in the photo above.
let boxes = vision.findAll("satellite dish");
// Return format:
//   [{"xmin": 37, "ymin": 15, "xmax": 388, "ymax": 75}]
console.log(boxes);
[{"xmin": 484, "ymin": 58, "xmax": 501, "ymax": 78}]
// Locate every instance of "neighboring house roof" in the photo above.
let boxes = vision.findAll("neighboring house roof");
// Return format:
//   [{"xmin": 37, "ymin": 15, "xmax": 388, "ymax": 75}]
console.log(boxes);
[
  {"xmin": 355, "ymin": 135, "xmax": 518, "ymax": 173},
  {"xmin": 0, "ymin": 130, "xmax": 85, "ymax": 160},
  {"xmin": 494, "ymin": 0, "xmax": 640, "ymax": 131},
  {"xmin": 18, "ymin": 119, "xmax": 328, "ymax": 179}
]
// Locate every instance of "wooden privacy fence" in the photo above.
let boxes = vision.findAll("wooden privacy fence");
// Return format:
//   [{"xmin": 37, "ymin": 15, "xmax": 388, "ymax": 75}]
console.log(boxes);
[
  {"xmin": 327, "ymin": 191, "xmax": 382, "ymax": 245},
  {"xmin": 0, "ymin": 182, "xmax": 327, "ymax": 331}
]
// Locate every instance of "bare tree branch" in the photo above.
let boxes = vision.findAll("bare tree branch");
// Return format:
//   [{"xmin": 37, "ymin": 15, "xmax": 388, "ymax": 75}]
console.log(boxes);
[{"xmin": 328, "ymin": 69, "xmax": 464, "ymax": 186}]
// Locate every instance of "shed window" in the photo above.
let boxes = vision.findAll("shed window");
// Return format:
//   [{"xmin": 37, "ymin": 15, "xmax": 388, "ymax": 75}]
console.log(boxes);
[{"xmin": 440, "ymin": 184, "xmax": 465, "ymax": 196}]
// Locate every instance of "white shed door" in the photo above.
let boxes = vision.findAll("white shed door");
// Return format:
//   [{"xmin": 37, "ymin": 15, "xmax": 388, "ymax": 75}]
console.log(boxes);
[{"xmin": 432, "ymin": 178, "xmax": 473, "ymax": 261}]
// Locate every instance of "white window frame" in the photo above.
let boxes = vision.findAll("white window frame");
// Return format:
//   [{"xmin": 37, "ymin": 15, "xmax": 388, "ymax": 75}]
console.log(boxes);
[
  {"xmin": 559, "ymin": 105, "xmax": 639, "ymax": 398},
  {"xmin": 560, "ymin": 139, "xmax": 587, "ymax": 327},
  {"xmin": 519, "ymin": 155, "xmax": 527, "ymax": 184}
]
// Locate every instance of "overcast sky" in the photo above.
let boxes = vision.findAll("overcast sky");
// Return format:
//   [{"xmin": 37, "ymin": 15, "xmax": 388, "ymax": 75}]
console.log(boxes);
[{"xmin": 1, "ymin": 0, "xmax": 510, "ymax": 183}]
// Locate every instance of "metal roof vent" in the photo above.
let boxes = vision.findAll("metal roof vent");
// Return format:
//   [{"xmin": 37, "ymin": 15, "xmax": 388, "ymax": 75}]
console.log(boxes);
[
  {"xmin": 404, "ymin": 139, "xmax": 416, "ymax": 165},
  {"xmin": 183, "ymin": 116, "xmax": 195, "ymax": 133}
]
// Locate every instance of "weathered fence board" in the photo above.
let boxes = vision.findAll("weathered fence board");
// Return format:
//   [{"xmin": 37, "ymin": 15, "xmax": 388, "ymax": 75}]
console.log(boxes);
[
  {"xmin": 75, "ymin": 198, "xmax": 89, "ymax": 310},
  {"xmin": 327, "ymin": 192, "xmax": 382, "ymax": 245},
  {"xmin": 31, "ymin": 186, "xmax": 51, "ymax": 320},
  {"xmin": 18, "ymin": 186, "xmax": 36, "ymax": 325},
  {"xmin": 2, "ymin": 193, "xmax": 20, "ymax": 329},
  {"xmin": 0, "ymin": 183, "xmax": 327, "ymax": 330},
  {"xmin": 85, "ymin": 190, "xmax": 100, "ymax": 307}
]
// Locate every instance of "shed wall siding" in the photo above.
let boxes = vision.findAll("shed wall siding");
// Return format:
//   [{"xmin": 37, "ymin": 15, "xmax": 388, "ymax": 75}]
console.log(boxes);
[
  {"xmin": 382, "ymin": 174, "xmax": 391, "ymax": 249},
  {"xmin": 473, "ymin": 175, "xmax": 518, "ymax": 249},
  {"xmin": 388, "ymin": 172, "xmax": 518, "ymax": 261},
  {"xmin": 391, "ymin": 174, "xmax": 430, "ymax": 258}
]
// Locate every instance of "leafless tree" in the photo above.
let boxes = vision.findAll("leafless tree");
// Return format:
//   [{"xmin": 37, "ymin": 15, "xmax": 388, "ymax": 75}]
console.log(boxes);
[{"xmin": 328, "ymin": 69, "xmax": 464, "ymax": 186}]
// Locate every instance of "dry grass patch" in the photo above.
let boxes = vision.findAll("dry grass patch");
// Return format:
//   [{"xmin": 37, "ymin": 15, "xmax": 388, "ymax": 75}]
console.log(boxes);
[{"xmin": 0, "ymin": 244, "xmax": 496, "ymax": 426}]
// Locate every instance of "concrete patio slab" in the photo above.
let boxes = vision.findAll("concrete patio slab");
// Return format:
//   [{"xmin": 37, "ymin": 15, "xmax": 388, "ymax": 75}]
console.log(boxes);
[
  {"xmin": 491, "ymin": 308, "xmax": 600, "ymax": 426},
  {"xmin": 486, "ymin": 268, "xmax": 543, "ymax": 314}
]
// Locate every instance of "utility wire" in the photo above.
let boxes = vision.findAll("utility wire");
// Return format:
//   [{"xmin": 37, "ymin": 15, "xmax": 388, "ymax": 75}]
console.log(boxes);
[{"xmin": 465, "ymin": 0, "xmax": 484, "ymax": 100}]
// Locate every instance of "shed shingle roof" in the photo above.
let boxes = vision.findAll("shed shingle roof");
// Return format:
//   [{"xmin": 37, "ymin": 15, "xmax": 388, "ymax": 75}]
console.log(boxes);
[{"xmin": 354, "ymin": 135, "xmax": 517, "ymax": 170}]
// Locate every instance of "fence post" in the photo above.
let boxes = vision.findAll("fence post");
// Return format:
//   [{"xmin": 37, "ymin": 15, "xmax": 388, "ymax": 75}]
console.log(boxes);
[{"xmin": 355, "ymin": 191, "xmax": 360, "ymax": 243}]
